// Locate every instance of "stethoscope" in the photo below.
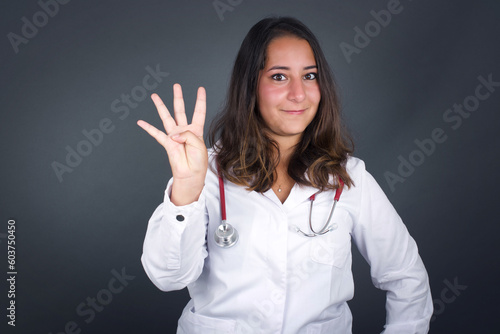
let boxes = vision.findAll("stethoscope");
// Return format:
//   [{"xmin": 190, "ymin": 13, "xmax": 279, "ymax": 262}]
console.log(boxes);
[
  {"xmin": 214, "ymin": 167, "xmax": 345, "ymax": 248},
  {"xmin": 294, "ymin": 179, "xmax": 344, "ymax": 237}
]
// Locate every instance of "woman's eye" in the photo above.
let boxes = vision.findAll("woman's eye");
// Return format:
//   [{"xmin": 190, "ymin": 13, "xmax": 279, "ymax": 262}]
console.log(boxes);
[
  {"xmin": 271, "ymin": 73, "xmax": 286, "ymax": 81},
  {"xmin": 304, "ymin": 73, "xmax": 317, "ymax": 80}
]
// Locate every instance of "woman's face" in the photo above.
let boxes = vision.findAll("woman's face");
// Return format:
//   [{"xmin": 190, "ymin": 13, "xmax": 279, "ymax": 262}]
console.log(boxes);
[{"xmin": 257, "ymin": 36, "xmax": 321, "ymax": 145}]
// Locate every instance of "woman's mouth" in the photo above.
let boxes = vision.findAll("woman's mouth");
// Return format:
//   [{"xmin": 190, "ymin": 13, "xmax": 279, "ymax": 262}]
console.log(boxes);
[{"xmin": 283, "ymin": 108, "xmax": 306, "ymax": 115}]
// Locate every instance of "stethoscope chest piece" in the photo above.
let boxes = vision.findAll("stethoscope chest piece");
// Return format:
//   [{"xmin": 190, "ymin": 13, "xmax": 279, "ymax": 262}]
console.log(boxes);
[{"xmin": 214, "ymin": 222, "xmax": 239, "ymax": 248}]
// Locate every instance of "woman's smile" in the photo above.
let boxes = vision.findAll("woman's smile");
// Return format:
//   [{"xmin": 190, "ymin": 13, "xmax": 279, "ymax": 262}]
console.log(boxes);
[{"xmin": 282, "ymin": 108, "xmax": 307, "ymax": 115}]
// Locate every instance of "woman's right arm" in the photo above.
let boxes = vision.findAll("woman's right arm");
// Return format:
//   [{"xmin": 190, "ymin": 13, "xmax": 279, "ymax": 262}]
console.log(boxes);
[
  {"xmin": 141, "ymin": 178, "xmax": 209, "ymax": 291},
  {"xmin": 137, "ymin": 84, "xmax": 209, "ymax": 291}
]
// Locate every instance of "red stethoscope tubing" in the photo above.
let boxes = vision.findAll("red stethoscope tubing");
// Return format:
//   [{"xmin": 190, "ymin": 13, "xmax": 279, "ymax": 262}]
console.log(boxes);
[
  {"xmin": 308, "ymin": 178, "xmax": 344, "ymax": 201},
  {"xmin": 218, "ymin": 172, "xmax": 227, "ymax": 221}
]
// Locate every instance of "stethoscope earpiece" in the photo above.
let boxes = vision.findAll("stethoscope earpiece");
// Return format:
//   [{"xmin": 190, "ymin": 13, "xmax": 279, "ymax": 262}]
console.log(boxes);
[{"xmin": 294, "ymin": 179, "xmax": 344, "ymax": 237}]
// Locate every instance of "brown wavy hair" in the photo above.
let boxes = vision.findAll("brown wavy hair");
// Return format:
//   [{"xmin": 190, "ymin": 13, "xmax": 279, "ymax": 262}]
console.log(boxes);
[{"xmin": 209, "ymin": 17, "xmax": 354, "ymax": 192}]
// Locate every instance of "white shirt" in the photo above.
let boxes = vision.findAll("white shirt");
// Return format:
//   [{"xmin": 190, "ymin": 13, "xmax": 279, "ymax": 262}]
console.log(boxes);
[{"xmin": 141, "ymin": 152, "xmax": 433, "ymax": 333}]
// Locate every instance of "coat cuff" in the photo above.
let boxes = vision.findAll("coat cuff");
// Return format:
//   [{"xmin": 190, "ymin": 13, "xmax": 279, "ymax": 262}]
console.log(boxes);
[{"xmin": 160, "ymin": 178, "xmax": 206, "ymax": 269}]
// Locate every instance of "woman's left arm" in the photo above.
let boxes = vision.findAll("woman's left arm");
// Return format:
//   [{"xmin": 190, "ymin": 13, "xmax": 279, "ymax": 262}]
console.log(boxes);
[{"xmin": 351, "ymin": 168, "xmax": 433, "ymax": 334}]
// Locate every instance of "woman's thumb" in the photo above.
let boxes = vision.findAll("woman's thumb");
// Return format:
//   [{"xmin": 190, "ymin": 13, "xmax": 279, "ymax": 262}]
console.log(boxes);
[{"xmin": 170, "ymin": 133, "xmax": 186, "ymax": 144}]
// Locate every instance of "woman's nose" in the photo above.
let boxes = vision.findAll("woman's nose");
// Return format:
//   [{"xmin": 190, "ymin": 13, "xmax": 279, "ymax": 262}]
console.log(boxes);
[{"xmin": 287, "ymin": 78, "xmax": 306, "ymax": 103}]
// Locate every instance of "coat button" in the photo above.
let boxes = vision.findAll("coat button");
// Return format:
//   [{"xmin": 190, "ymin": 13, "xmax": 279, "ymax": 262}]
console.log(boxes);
[{"xmin": 176, "ymin": 215, "xmax": 185, "ymax": 222}]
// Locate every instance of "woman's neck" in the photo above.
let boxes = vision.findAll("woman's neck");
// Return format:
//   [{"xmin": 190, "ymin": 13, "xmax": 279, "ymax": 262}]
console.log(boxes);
[
  {"xmin": 272, "ymin": 133, "xmax": 300, "ymax": 162},
  {"xmin": 272, "ymin": 136, "xmax": 299, "ymax": 203}
]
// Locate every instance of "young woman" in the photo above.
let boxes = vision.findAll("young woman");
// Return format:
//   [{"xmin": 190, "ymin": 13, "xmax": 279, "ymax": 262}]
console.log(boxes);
[{"xmin": 138, "ymin": 17, "xmax": 433, "ymax": 333}]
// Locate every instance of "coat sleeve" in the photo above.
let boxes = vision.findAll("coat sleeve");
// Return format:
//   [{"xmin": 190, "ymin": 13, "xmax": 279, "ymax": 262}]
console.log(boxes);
[
  {"xmin": 141, "ymin": 178, "xmax": 209, "ymax": 292},
  {"xmin": 351, "ymin": 166, "xmax": 433, "ymax": 333}
]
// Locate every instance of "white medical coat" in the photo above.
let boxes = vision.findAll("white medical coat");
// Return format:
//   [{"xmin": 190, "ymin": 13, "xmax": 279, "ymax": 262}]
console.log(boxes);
[{"xmin": 141, "ymin": 153, "xmax": 433, "ymax": 333}]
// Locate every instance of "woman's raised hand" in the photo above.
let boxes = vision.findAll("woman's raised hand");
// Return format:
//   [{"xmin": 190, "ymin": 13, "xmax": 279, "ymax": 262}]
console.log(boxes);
[{"xmin": 137, "ymin": 84, "xmax": 208, "ymax": 206}]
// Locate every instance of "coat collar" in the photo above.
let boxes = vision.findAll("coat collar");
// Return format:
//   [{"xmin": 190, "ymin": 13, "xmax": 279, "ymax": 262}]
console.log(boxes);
[{"xmin": 262, "ymin": 183, "xmax": 319, "ymax": 212}]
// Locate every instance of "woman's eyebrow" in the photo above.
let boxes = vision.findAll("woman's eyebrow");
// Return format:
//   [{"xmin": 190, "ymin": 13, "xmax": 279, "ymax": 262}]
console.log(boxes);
[{"xmin": 266, "ymin": 65, "xmax": 318, "ymax": 72}]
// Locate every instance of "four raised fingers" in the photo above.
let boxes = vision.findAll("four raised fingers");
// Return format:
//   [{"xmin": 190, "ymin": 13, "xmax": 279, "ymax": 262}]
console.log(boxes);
[{"xmin": 140, "ymin": 84, "xmax": 206, "ymax": 141}]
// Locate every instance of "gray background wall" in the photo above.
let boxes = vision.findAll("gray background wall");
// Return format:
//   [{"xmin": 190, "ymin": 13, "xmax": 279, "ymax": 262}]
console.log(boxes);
[{"xmin": 1, "ymin": 0, "xmax": 499, "ymax": 333}]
